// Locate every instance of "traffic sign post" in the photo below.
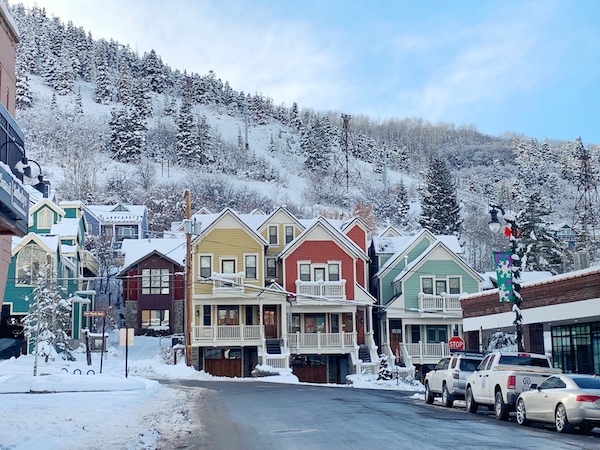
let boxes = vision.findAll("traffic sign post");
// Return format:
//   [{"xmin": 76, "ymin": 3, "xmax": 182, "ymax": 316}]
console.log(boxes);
[
  {"xmin": 448, "ymin": 336, "xmax": 465, "ymax": 352},
  {"xmin": 84, "ymin": 311, "xmax": 107, "ymax": 373}
]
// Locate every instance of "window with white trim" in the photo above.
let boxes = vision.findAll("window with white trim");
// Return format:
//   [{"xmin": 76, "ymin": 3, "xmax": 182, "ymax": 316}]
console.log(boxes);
[
  {"xmin": 142, "ymin": 268, "xmax": 170, "ymax": 294},
  {"xmin": 221, "ymin": 259, "xmax": 236, "ymax": 274},
  {"xmin": 299, "ymin": 263, "xmax": 310, "ymax": 281},
  {"xmin": 266, "ymin": 258, "xmax": 277, "ymax": 278},
  {"xmin": 37, "ymin": 208, "xmax": 53, "ymax": 229},
  {"xmin": 328, "ymin": 263, "xmax": 340, "ymax": 281},
  {"xmin": 285, "ymin": 226, "xmax": 294, "ymax": 244},
  {"xmin": 268, "ymin": 225, "xmax": 278, "ymax": 245},
  {"xmin": 245, "ymin": 254, "xmax": 257, "ymax": 279},
  {"xmin": 16, "ymin": 244, "xmax": 49, "ymax": 285},
  {"xmin": 199, "ymin": 255, "xmax": 212, "ymax": 278}
]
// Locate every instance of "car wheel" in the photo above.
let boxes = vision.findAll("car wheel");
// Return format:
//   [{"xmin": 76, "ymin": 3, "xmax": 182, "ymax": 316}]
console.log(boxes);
[
  {"xmin": 555, "ymin": 403, "xmax": 573, "ymax": 433},
  {"xmin": 442, "ymin": 384, "xmax": 454, "ymax": 408},
  {"xmin": 494, "ymin": 390, "xmax": 509, "ymax": 421},
  {"xmin": 466, "ymin": 387, "xmax": 478, "ymax": 413},
  {"xmin": 516, "ymin": 398, "xmax": 530, "ymax": 426},
  {"xmin": 425, "ymin": 383, "xmax": 434, "ymax": 404},
  {"xmin": 578, "ymin": 422, "xmax": 596, "ymax": 432}
]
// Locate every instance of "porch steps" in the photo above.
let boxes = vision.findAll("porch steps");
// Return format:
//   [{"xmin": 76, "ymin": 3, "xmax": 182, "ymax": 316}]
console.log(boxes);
[
  {"xmin": 359, "ymin": 345, "xmax": 371, "ymax": 362},
  {"xmin": 266, "ymin": 339, "xmax": 282, "ymax": 354}
]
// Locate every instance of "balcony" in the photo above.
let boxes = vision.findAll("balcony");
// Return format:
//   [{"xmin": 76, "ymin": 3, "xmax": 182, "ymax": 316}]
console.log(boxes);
[
  {"xmin": 288, "ymin": 331, "xmax": 355, "ymax": 354},
  {"xmin": 212, "ymin": 272, "xmax": 245, "ymax": 295},
  {"xmin": 295, "ymin": 279, "xmax": 346, "ymax": 300},
  {"xmin": 192, "ymin": 324, "xmax": 262, "ymax": 345},
  {"xmin": 418, "ymin": 293, "xmax": 462, "ymax": 317}
]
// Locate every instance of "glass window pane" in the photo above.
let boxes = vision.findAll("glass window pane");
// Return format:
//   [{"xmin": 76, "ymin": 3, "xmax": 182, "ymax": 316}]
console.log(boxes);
[
  {"xmin": 422, "ymin": 278, "xmax": 433, "ymax": 294},
  {"xmin": 300, "ymin": 264, "xmax": 310, "ymax": 281},
  {"xmin": 328, "ymin": 264, "xmax": 339, "ymax": 281}
]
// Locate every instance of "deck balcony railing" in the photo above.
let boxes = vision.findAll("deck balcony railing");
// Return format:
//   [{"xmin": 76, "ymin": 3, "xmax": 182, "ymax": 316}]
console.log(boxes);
[
  {"xmin": 418, "ymin": 293, "xmax": 462, "ymax": 315},
  {"xmin": 295, "ymin": 279, "xmax": 346, "ymax": 300}
]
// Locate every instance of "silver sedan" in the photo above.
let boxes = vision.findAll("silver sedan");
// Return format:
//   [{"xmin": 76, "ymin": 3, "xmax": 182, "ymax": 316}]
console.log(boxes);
[{"xmin": 516, "ymin": 374, "xmax": 600, "ymax": 433}]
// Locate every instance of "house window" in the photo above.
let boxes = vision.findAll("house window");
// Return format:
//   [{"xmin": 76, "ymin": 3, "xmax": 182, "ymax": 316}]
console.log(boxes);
[
  {"xmin": 266, "ymin": 258, "xmax": 277, "ymax": 278},
  {"xmin": 141, "ymin": 309, "xmax": 169, "ymax": 328},
  {"xmin": 436, "ymin": 280, "xmax": 447, "ymax": 295},
  {"xmin": 269, "ymin": 225, "xmax": 278, "ymax": 245},
  {"xmin": 422, "ymin": 278, "xmax": 434, "ymax": 294},
  {"xmin": 291, "ymin": 314, "xmax": 301, "ymax": 333},
  {"xmin": 304, "ymin": 314, "xmax": 325, "ymax": 333},
  {"xmin": 314, "ymin": 267, "xmax": 325, "ymax": 282},
  {"xmin": 299, "ymin": 264, "xmax": 310, "ymax": 281},
  {"xmin": 16, "ymin": 244, "xmax": 48, "ymax": 285},
  {"xmin": 331, "ymin": 314, "xmax": 339, "ymax": 333},
  {"xmin": 328, "ymin": 263, "xmax": 340, "ymax": 281},
  {"xmin": 449, "ymin": 278, "xmax": 461, "ymax": 294},
  {"xmin": 426, "ymin": 325, "xmax": 448, "ymax": 343},
  {"xmin": 411, "ymin": 325, "xmax": 421, "ymax": 343},
  {"xmin": 245, "ymin": 255, "xmax": 257, "ymax": 279},
  {"xmin": 37, "ymin": 208, "xmax": 53, "ymax": 229},
  {"xmin": 141, "ymin": 268, "xmax": 169, "ymax": 294},
  {"xmin": 203, "ymin": 305, "xmax": 211, "ymax": 326},
  {"xmin": 221, "ymin": 259, "xmax": 236, "ymax": 274},
  {"xmin": 217, "ymin": 306, "xmax": 239, "ymax": 325},
  {"xmin": 115, "ymin": 225, "xmax": 138, "ymax": 242},
  {"xmin": 199, "ymin": 256, "xmax": 212, "ymax": 278},
  {"xmin": 285, "ymin": 226, "xmax": 294, "ymax": 244}
]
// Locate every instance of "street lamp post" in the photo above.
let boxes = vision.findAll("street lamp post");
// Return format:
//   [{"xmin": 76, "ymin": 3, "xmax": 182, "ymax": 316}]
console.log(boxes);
[{"xmin": 488, "ymin": 204, "xmax": 525, "ymax": 352}]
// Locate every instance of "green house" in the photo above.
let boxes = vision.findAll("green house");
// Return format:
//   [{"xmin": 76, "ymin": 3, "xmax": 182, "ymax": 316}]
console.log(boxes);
[
  {"xmin": 370, "ymin": 229, "xmax": 483, "ymax": 378},
  {"xmin": 0, "ymin": 199, "xmax": 98, "ymax": 353}
]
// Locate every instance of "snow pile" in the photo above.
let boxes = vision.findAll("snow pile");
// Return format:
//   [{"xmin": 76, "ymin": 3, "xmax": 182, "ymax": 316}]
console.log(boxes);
[{"xmin": 347, "ymin": 373, "xmax": 424, "ymax": 392}]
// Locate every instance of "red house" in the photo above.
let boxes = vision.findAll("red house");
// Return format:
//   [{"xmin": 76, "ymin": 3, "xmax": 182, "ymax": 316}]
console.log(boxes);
[{"xmin": 117, "ymin": 239, "xmax": 185, "ymax": 334}]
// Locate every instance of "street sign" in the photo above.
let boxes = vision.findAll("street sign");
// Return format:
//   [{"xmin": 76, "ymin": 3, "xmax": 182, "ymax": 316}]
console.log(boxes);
[
  {"xmin": 84, "ymin": 311, "xmax": 106, "ymax": 317},
  {"xmin": 448, "ymin": 336, "xmax": 465, "ymax": 352}
]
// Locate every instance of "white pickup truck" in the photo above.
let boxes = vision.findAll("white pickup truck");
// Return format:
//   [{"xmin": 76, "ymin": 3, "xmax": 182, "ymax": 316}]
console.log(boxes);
[{"xmin": 465, "ymin": 351, "xmax": 561, "ymax": 420}]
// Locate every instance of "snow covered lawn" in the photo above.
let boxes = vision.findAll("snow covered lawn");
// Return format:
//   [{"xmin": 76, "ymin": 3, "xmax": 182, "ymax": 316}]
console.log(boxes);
[{"xmin": 0, "ymin": 332, "xmax": 423, "ymax": 449}]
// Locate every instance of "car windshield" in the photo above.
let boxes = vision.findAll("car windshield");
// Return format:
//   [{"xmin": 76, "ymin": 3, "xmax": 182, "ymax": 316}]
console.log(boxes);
[
  {"xmin": 573, "ymin": 377, "xmax": 600, "ymax": 389},
  {"xmin": 498, "ymin": 355, "xmax": 550, "ymax": 367},
  {"xmin": 460, "ymin": 359, "xmax": 482, "ymax": 371}
]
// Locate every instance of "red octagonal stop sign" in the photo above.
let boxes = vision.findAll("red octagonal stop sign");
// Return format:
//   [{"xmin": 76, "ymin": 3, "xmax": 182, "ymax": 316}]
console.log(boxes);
[{"xmin": 448, "ymin": 336, "xmax": 465, "ymax": 351}]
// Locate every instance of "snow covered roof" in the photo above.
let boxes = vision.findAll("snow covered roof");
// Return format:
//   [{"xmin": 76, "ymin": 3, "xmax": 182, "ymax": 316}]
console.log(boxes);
[
  {"xmin": 120, "ymin": 238, "xmax": 186, "ymax": 271},
  {"xmin": 479, "ymin": 270, "xmax": 555, "ymax": 290},
  {"xmin": 50, "ymin": 218, "xmax": 80, "ymax": 237},
  {"xmin": 61, "ymin": 244, "xmax": 77, "ymax": 255},
  {"xmin": 85, "ymin": 204, "xmax": 146, "ymax": 223}
]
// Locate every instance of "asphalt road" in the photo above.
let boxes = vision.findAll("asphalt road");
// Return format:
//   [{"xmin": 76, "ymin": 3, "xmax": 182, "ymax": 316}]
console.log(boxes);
[{"xmin": 166, "ymin": 380, "xmax": 600, "ymax": 450}]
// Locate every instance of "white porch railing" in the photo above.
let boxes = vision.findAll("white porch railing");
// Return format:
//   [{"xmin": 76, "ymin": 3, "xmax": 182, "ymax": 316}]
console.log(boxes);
[
  {"xmin": 211, "ymin": 272, "xmax": 245, "ymax": 295},
  {"xmin": 402, "ymin": 342, "xmax": 450, "ymax": 363},
  {"xmin": 264, "ymin": 355, "xmax": 289, "ymax": 369},
  {"xmin": 418, "ymin": 293, "xmax": 462, "ymax": 313},
  {"xmin": 295, "ymin": 280, "xmax": 347, "ymax": 299},
  {"xmin": 289, "ymin": 332, "xmax": 354, "ymax": 353},
  {"xmin": 192, "ymin": 325, "xmax": 262, "ymax": 343}
]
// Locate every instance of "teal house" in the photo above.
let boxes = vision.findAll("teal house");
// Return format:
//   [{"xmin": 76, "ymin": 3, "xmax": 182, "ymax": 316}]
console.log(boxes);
[
  {"xmin": 1, "ymin": 199, "xmax": 99, "ymax": 355},
  {"xmin": 370, "ymin": 229, "xmax": 483, "ymax": 379}
]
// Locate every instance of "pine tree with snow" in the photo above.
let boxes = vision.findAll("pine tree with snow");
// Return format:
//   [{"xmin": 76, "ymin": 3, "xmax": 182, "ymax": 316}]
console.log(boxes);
[
  {"xmin": 142, "ymin": 49, "xmax": 167, "ymax": 94},
  {"xmin": 374, "ymin": 181, "xmax": 410, "ymax": 228},
  {"xmin": 109, "ymin": 107, "xmax": 144, "ymax": 163},
  {"xmin": 377, "ymin": 354, "xmax": 393, "ymax": 380},
  {"xmin": 175, "ymin": 97, "xmax": 201, "ymax": 165},
  {"xmin": 15, "ymin": 59, "xmax": 33, "ymax": 110},
  {"xmin": 21, "ymin": 260, "xmax": 75, "ymax": 362},
  {"xmin": 94, "ymin": 46, "xmax": 112, "ymax": 104},
  {"xmin": 419, "ymin": 156, "xmax": 461, "ymax": 235}
]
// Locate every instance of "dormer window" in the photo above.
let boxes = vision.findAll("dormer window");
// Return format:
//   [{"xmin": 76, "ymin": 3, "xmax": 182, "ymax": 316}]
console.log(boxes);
[
  {"xmin": 111, "ymin": 204, "xmax": 130, "ymax": 212},
  {"xmin": 37, "ymin": 208, "xmax": 53, "ymax": 229},
  {"xmin": 285, "ymin": 226, "xmax": 294, "ymax": 244},
  {"xmin": 269, "ymin": 226, "xmax": 278, "ymax": 245}
]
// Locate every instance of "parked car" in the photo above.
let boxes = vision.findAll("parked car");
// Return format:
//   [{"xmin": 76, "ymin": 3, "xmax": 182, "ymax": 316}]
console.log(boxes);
[
  {"xmin": 424, "ymin": 352, "xmax": 484, "ymax": 407},
  {"xmin": 465, "ymin": 351, "xmax": 561, "ymax": 420},
  {"xmin": 515, "ymin": 374, "xmax": 600, "ymax": 433}
]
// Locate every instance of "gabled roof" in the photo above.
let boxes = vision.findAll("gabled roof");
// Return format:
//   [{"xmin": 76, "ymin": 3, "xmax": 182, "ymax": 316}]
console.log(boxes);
[
  {"xmin": 375, "ymin": 229, "xmax": 462, "ymax": 279},
  {"xmin": 256, "ymin": 206, "xmax": 305, "ymax": 234},
  {"xmin": 84, "ymin": 204, "xmax": 147, "ymax": 223},
  {"xmin": 29, "ymin": 198, "xmax": 65, "ymax": 221},
  {"xmin": 193, "ymin": 208, "xmax": 268, "ymax": 247},
  {"xmin": 391, "ymin": 240, "xmax": 483, "ymax": 284},
  {"xmin": 279, "ymin": 216, "xmax": 367, "ymax": 260},
  {"xmin": 11, "ymin": 233, "xmax": 61, "ymax": 256},
  {"xmin": 379, "ymin": 225, "xmax": 402, "ymax": 238},
  {"xmin": 118, "ymin": 238, "xmax": 186, "ymax": 275}
]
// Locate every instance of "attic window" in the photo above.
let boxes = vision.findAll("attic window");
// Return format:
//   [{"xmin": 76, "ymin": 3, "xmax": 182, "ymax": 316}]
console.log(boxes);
[
  {"xmin": 37, "ymin": 208, "xmax": 53, "ymax": 229},
  {"xmin": 111, "ymin": 204, "xmax": 130, "ymax": 212}
]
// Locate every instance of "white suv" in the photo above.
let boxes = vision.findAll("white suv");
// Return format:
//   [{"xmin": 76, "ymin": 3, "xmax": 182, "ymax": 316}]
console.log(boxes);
[{"xmin": 424, "ymin": 353, "xmax": 484, "ymax": 407}]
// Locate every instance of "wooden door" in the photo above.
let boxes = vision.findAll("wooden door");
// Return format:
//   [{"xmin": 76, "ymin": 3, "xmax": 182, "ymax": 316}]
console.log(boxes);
[
  {"xmin": 205, "ymin": 358, "xmax": 242, "ymax": 377},
  {"xmin": 263, "ymin": 306, "xmax": 277, "ymax": 339}
]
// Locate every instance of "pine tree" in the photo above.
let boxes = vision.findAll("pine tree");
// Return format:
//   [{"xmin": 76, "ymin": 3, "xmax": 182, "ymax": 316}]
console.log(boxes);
[
  {"xmin": 15, "ymin": 59, "xmax": 33, "ymax": 109},
  {"xmin": 109, "ymin": 107, "xmax": 144, "ymax": 163},
  {"xmin": 175, "ymin": 97, "xmax": 201, "ymax": 165},
  {"xmin": 374, "ymin": 181, "xmax": 410, "ymax": 228},
  {"xmin": 419, "ymin": 156, "xmax": 461, "ymax": 235},
  {"xmin": 142, "ymin": 49, "xmax": 166, "ymax": 93},
  {"xmin": 94, "ymin": 46, "xmax": 112, "ymax": 104},
  {"xmin": 21, "ymin": 260, "xmax": 75, "ymax": 362}
]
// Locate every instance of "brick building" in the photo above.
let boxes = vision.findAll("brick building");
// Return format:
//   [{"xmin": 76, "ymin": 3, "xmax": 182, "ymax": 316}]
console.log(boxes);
[{"xmin": 461, "ymin": 267, "xmax": 600, "ymax": 374}]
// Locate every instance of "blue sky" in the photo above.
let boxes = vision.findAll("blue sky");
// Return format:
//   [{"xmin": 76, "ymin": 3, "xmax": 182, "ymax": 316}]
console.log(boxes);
[{"xmin": 14, "ymin": 0, "xmax": 600, "ymax": 144}]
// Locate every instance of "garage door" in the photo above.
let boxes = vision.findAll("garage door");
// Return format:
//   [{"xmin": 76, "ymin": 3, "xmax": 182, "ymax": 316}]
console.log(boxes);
[
  {"xmin": 291, "ymin": 355, "xmax": 327, "ymax": 383},
  {"xmin": 204, "ymin": 348, "xmax": 242, "ymax": 377}
]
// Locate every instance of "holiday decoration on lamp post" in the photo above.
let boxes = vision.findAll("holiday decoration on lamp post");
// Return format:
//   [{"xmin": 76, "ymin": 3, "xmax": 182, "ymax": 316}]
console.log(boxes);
[{"xmin": 489, "ymin": 204, "xmax": 525, "ymax": 352}]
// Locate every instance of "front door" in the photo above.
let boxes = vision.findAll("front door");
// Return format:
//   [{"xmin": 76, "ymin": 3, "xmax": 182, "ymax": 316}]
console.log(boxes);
[
  {"xmin": 389, "ymin": 319, "xmax": 403, "ymax": 355},
  {"xmin": 263, "ymin": 306, "xmax": 277, "ymax": 339}
]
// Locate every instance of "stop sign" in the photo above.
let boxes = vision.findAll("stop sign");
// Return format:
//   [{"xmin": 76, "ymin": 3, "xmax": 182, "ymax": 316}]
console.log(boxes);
[{"xmin": 448, "ymin": 336, "xmax": 465, "ymax": 352}]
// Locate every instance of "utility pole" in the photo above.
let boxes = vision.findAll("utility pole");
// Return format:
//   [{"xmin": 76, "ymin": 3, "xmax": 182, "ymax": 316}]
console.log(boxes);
[{"xmin": 185, "ymin": 189, "xmax": 193, "ymax": 366}]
